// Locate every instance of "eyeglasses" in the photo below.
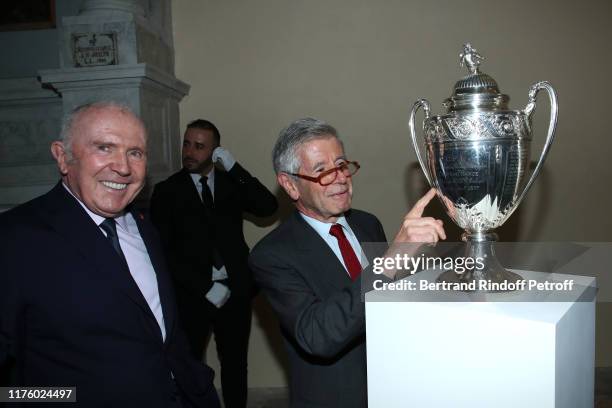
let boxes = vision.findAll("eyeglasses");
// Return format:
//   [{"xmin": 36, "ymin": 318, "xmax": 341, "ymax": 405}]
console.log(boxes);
[{"xmin": 289, "ymin": 161, "xmax": 360, "ymax": 186}]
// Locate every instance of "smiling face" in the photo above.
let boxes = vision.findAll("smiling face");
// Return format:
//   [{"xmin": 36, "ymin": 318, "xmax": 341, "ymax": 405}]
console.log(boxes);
[
  {"xmin": 51, "ymin": 106, "xmax": 147, "ymax": 218},
  {"xmin": 279, "ymin": 136, "xmax": 353, "ymax": 223}
]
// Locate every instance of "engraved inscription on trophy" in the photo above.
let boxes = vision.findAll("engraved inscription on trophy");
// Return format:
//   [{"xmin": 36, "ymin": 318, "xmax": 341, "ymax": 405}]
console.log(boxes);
[
  {"xmin": 433, "ymin": 148, "xmax": 485, "ymax": 194},
  {"xmin": 500, "ymin": 145, "xmax": 527, "ymax": 201},
  {"xmin": 72, "ymin": 33, "xmax": 118, "ymax": 67}
]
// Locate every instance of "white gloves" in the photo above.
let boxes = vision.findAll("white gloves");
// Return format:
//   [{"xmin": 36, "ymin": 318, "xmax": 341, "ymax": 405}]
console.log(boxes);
[
  {"xmin": 205, "ymin": 282, "xmax": 231, "ymax": 308},
  {"xmin": 212, "ymin": 147, "xmax": 236, "ymax": 171}
]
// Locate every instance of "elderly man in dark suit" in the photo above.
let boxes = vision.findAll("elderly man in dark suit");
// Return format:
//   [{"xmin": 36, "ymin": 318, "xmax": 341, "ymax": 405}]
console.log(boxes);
[
  {"xmin": 0, "ymin": 102, "xmax": 220, "ymax": 408},
  {"xmin": 249, "ymin": 118, "xmax": 446, "ymax": 408},
  {"xmin": 150, "ymin": 119, "xmax": 278, "ymax": 408}
]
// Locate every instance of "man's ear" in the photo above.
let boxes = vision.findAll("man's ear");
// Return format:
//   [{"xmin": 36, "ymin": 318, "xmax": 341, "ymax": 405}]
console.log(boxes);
[
  {"xmin": 50, "ymin": 141, "xmax": 69, "ymax": 176},
  {"xmin": 277, "ymin": 173, "xmax": 300, "ymax": 201}
]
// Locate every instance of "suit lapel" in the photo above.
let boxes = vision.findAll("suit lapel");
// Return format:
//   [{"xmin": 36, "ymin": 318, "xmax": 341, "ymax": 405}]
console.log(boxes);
[
  {"xmin": 178, "ymin": 169, "xmax": 205, "ymax": 210},
  {"xmin": 132, "ymin": 210, "xmax": 176, "ymax": 343},
  {"xmin": 41, "ymin": 184, "xmax": 161, "ymax": 338},
  {"xmin": 213, "ymin": 169, "xmax": 232, "ymax": 207},
  {"xmin": 345, "ymin": 210, "xmax": 377, "ymax": 245},
  {"xmin": 288, "ymin": 211, "xmax": 352, "ymax": 291}
]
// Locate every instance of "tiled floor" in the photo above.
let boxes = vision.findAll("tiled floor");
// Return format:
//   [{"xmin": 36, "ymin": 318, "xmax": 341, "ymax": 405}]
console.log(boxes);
[{"xmin": 244, "ymin": 367, "xmax": 612, "ymax": 408}]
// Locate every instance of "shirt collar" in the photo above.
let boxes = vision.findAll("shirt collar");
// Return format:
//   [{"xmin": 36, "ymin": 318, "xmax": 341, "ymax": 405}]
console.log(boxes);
[
  {"xmin": 189, "ymin": 167, "xmax": 215, "ymax": 185},
  {"xmin": 300, "ymin": 212, "xmax": 350, "ymax": 235},
  {"xmin": 62, "ymin": 182, "xmax": 129, "ymax": 231}
]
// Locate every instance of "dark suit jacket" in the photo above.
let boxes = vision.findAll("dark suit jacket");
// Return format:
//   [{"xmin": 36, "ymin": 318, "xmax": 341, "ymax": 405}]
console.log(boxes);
[
  {"xmin": 0, "ymin": 183, "xmax": 219, "ymax": 408},
  {"xmin": 150, "ymin": 164, "xmax": 277, "ymax": 301},
  {"xmin": 249, "ymin": 209, "xmax": 387, "ymax": 408}
]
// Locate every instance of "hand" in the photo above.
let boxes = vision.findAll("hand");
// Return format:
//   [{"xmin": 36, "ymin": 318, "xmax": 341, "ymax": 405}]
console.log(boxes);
[
  {"xmin": 212, "ymin": 147, "xmax": 236, "ymax": 171},
  {"xmin": 393, "ymin": 188, "xmax": 446, "ymax": 244},
  {"xmin": 205, "ymin": 282, "xmax": 231, "ymax": 308}
]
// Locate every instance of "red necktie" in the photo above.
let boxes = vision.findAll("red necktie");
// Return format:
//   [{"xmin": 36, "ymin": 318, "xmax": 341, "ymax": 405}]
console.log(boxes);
[{"xmin": 329, "ymin": 224, "xmax": 362, "ymax": 280}]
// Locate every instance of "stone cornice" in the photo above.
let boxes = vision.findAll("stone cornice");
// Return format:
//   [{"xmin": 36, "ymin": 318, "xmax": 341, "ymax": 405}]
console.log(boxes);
[
  {"xmin": 0, "ymin": 77, "xmax": 59, "ymax": 103},
  {"xmin": 38, "ymin": 63, "xmax": 190, "ymax": 100}
]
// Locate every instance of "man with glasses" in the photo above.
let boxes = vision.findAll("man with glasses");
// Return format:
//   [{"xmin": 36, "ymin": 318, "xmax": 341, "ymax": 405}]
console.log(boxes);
[{"xmin": 249, "ymin": 117, "xmax": 445, "ymax": 408}]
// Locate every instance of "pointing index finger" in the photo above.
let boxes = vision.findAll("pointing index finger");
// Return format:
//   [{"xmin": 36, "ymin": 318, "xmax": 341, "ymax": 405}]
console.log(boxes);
[{"xmin": 407, "ymin": 188, "xmax": 437, "ymax": 218}]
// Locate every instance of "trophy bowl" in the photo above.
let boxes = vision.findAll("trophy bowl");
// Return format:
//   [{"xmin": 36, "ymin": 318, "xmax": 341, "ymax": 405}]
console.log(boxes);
[{"xmin": 409, "ymin": 44, "xmax": 558, "ymax": 289}]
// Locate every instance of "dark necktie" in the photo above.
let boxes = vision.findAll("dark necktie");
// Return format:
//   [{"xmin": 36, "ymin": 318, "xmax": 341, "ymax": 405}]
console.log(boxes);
[
  {"xmin": 329, "ymin": 224, "xmax": 362, "ymax": 280},
  {"xmin": 99, "ymin": 218, "xmax": 127, "ymax": 263},
  {"xmin": 198, "ymin": 176, "xmax": 224, "ymax": 269},
  {"xmin": 199, "ymin": 176, "xmax": 214, "ymax": 210}
]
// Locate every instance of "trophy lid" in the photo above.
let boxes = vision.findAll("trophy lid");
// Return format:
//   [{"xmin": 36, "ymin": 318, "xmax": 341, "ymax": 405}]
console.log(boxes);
[{"xmin": 444, "ymin": 44, "xmax": 509, "ymax": 111}]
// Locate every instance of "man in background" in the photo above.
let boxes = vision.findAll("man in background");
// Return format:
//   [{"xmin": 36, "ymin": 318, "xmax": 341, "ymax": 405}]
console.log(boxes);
[
  {"xmin": 250, "ymin": 117, "xmax": 445, "ymax": 408},
  {"xmin": 0, "ymin": 102, "xmax": 220, "ymax": 408},
  {"xmin": 150, "ymin": 119, "xmax": 278, "ymax": 408}
]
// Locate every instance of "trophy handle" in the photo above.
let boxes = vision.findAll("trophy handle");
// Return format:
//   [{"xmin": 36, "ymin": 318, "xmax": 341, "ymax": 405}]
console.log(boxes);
[
  {"xmin": 408, "ymin": 99, "xmax": 433, "ymax": 186},
  {"xmin": 515, "ymin": 81, "xmax": 559, "ymax": 207}
]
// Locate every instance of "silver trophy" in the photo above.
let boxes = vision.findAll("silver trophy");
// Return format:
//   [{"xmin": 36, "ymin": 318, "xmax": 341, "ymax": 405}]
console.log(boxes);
[{"xmin": 409, "ymin": 43, "xmax": 558, "ymax": 287}]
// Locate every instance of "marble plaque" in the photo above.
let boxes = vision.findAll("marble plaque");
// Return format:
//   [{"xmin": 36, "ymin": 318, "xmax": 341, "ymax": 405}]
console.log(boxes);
[{"xmin": 72, "ymin": 33, "xmax": 118, "ymax": 67}]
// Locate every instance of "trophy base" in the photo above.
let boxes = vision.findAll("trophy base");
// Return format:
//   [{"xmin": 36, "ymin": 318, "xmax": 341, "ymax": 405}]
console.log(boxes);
[{"xmin": 435, "ymin": 233, "xmax": 523, "ymax": 293}]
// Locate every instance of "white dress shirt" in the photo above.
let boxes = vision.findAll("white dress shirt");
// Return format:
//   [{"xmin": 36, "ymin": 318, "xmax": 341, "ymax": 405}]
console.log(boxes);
[
  {"xmin": 63, "ymin": 184, "xmax": 167, "ymax": 341},
  {"xmin": 300, "ymin": 213, "xmax": 369, "ymax": 276}
]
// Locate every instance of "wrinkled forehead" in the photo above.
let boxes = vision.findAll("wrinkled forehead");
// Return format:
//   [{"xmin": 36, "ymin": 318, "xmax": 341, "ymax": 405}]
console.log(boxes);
[
  {"xmin": 73, "ymin": 106, "xmax": 147, "ymax": 143},
  {"xmin": 298, "ymin": 136, "xmax": 345, "ymax": 168}
]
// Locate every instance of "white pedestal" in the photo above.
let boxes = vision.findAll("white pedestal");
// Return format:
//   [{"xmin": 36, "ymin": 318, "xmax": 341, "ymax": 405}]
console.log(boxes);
[{"xmin": 365, "ymin": 270, "xmax": 596, "ymax": 408}]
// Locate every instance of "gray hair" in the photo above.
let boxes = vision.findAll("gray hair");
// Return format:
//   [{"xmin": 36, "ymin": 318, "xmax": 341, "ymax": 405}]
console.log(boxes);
[
  {"xmin": 272, "ymin": 118, "xmax": 341, "ymax": 175},
  {"xmin": 59, "ymin": 101, "xmax": 139, "ymax": 159}
]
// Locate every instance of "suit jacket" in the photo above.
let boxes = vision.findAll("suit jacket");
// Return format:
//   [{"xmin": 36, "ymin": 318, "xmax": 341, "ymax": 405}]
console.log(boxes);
[
  {"xmin": 0, "ymin": 183, "xmax": 219, "ymax": 408},
  {"xmin": 150, "ymin": 164, "xmax": 277, "ymax": 301},
  {"xmin": 249, "ymin": 209, "xmax": 387, "ymax": 408}
]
